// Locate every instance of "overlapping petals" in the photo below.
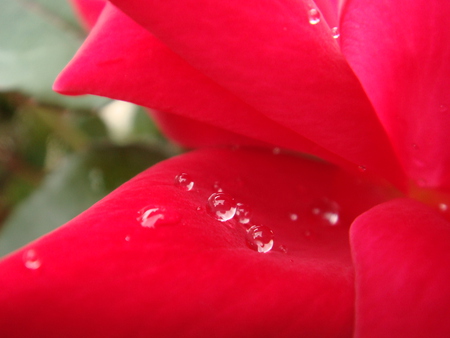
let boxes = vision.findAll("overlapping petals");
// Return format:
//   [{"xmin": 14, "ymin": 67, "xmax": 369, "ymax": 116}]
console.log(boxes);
[{"xmin": 0, "ymin": 148, "xmax": 396, "ymax": 336}]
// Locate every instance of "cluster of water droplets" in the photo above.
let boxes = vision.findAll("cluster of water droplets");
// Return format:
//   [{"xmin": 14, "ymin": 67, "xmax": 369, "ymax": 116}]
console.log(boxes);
[{"xmin": 307, "ymin": 8, "xmax": 340, "ymax": 40}]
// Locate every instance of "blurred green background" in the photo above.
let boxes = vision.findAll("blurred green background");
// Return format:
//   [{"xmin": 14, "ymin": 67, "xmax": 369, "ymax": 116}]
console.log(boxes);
[{"xmin": 0, "ymin": 0, "xmax": 178, "ymax": 256}]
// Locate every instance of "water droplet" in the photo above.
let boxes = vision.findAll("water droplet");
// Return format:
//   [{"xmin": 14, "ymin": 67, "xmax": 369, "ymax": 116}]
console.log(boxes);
[
  {"xmin": 272, "ymin": 147, "xmax": 281, "ymax": 155},
  {"xmin": 196, "ymin": 206, "xmax": 204, "ymax": 213},
  {"xmin": 235, "ymin": 203, "xmax": 252, "ymax": 224},
  {"xmin": 311, "ymin": 198, "xmax": 340, "ymax": 226},
  {"xmin": 439, "ymin": 203, "xmax": 448, "ymax": 212},
  {"xmin": 289, "ymin": 213, "xmax": 298, "ymax": 221},
  {"xmin": 331, "ymin": 27, "xmax": 340, "ymax": 38},
  {"xmin": 23, "ymin": 249, "xmax": 41, "ymax": 270},
  {"xmin": 358, "ymin": 165, "xmax": 367, "ymax": 172},
  {"xmin": 207, "ymin": 192, "xmax": 237, "ymax": 222},
  {"xmin": 125, "ymin": 235, "xmax": 131, "ymax": 242},
  {"xmin": 137, "ymin": 206, "xmax": 180, "ymax": 228},
  {"xmin": 308, "ymin": 8, "xmax": 321, "ymax": 25},
  {"xmin": 279, "ymin": 245, "xmax": 288, "ymax": 253},
  {"xmin": 174, "ymin": 173, "xmax": 194, "ymax": 191},
  {"xmin": 246, "ymin": 225, "xmax": 274, "ymax": 253},
  {"xmin": 213, "ymin": 181, "xmax": 224, "ymax": 192}
]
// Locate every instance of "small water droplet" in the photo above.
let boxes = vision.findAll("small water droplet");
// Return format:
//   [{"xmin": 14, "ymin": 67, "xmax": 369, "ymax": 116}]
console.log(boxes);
[
  {"xmin": 246, "ymin": 225, "xmax": 274, "ymax": 253},
  {"xmin": 439, "ymin": 203, "xmax": 448, "ymax": 212},
  {"xmin": 213, "ymin": 181, "xmax": 224, "ymax": 192},
  {"xmin": 23, "ymin": 249, "xmax": 41, "ymax": 270},
  {"xmin": 207, "ymin": 192, "xmax": 237, "ymax": 222},
  {"xmin": 174, "ymin": 173, "xmax": 194, "ymax": 191},
  {"xmin": 235, "ymin": 203, "xmax": 252, "ymax": 224},
  {"xmin": 289, "ymin": 213, "xmax": 298, "ymax": 221},
  {"xmin": 311, "ymin": 198, "xmax": 340, "ymax": 226},
  {"xmin": 308, "ymin": 8, "xmax": 321, "ymax": 25},
  {"xmin": 196, "ymin": 206, "xmax": 204, "ymax": 213},
  {"xmin": 358, "ymin": 165, "xmax": 367, "ymax": 172},
  {"xmin": 331, "ymin": 27, "xmax": 340, "ymax": 38},
  {"xmin": 279, "ymin": 245, "xmax": 288, "ymax": 253},
  {"xmin": 125, "ymin": 235, "xmax": 131, "ymax": 242},
  {"xmin": 137, "ymin": 206, "xmax": 180, "ymax": 228},
  {"xmin": 272, "ymin": 147, "xmax": 281, "ymax": 155}
]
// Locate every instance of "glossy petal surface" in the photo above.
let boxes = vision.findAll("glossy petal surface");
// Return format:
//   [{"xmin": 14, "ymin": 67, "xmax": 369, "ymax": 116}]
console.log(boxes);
[
  {"xmin": 351, "ymin": 198, "xmax": 450, "ymax": 337},
  {"xmin": 56, "ymin": 1, "xmax": 405, "ymax": 187},
  {"xmin": 0, "ymin": 148, "xmax": 396, "ymax": 337},
  {"xmin": 341, "ymin": 0, "xmax": 450, "ymax": 189}
]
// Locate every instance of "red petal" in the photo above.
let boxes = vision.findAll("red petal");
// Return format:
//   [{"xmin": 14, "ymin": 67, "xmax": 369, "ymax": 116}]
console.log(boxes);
[
  {"xmin": 341, "ymin": 0, "xmax": 450, "ymax": 190},
  {"xmin": 56, "ymin": 2, "xmax": 405, "ymax": 188},
  {"xmin": 68, "ymin": 0, "xmax": 106, "ymax": 29},
  {"xmin": 0, "ymin": 148, "xmax": 396, "ymax": 336},
  {"xmin": 351, "ymin": 198, "xmax": 450, "ymax": 337}
]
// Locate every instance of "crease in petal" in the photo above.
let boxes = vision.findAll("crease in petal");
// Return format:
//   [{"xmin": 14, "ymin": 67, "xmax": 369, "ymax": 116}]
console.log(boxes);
[
  {"xmin": 0, "ymin": 147, "xmax": 397, "ymax": 337},
  {"xmin": 351, "ymin": 198, "xmax": 450, "ymax": 337},
  {"xmin": 106, "ymin": 0, "xmax": 405, "ymax": 188},
  {"xmin": 341, "ymin": 0, "xmax": 450, "ymax": 190}
]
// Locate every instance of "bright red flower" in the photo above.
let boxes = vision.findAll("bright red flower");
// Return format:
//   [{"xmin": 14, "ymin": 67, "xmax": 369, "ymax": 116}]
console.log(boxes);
[{"xmin": 1, "ymin": 0, "xmax": 450, "ymax": 336}]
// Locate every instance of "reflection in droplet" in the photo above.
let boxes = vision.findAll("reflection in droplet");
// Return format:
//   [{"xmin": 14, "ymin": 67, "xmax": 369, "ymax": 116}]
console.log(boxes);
[
  {"xmin": 235, "ymin": 203, "xmax": 252, "ymax": 225},
  {"xmin": 207, "ymin": 192, "xmax": 237, "ymax": 222},
  {"xmin": 308, "ymin": 8, "xmax": 321, "ymax": 25},
  {"xmin": 23, "ymin": 249, "xmax": 41, "ymax": 270},
  {"xmin": 331, "ymin": 27, "xmax": 340, "ymax": 38},
  {"xmin": 137, "ymin": 206, "xmax": 180, "ymax": 228},
  {"xmin": 246, "ymin": 225, "xmax": 274, "ymax": 253},
  {"xmin": 174, "ymin": 173, "xmax": 194, "ymax": 191},
  {"xmin": 311, "ymin": 198, "xmax": 340, "ymax": 226}
]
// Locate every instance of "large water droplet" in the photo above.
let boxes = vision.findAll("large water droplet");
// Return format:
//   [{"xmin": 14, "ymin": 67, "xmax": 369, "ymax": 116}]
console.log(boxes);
[
  {"xmin": 308, "ymin": 9, "xmax": 321, "ymax": 25},
  {"xmin": 331, "ymin": 27, "xmax": 340, "ymax": 38},
  {"xmin": 311, "ymin": 198, "xmax": 340, "ymax": 226},
  {"xmin": 235, "ymin": 203, "xmax": 252, "ymax": 225},
  {"xmin": 207, "ymin": 192, "xmax": 237, "ymax": 222},
  {"xmin": 174, "ymin": 173, "xmax": 194, "ymax": 191},
  {"xmin": 246, "ymin": 225, "xmax": 274, "ymax": 253},
  {"xmin": 23, "ymin": 249, "xmax": 41, "ymax": 270},
  {"xmin": 137, "ymin": 206, "xmax": 180, "ymax": 228}
]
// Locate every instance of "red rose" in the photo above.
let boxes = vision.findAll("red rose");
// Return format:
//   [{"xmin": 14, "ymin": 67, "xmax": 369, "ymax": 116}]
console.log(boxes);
[{"xmin": 1, "ymin": 0, "xmax": 450, "ymax": 336}]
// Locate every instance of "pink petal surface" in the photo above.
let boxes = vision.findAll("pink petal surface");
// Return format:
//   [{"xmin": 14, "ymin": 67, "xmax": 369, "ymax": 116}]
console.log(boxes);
[
  {"xmin": 55, "ymin": 4, "xmax": 363, "ymax": 177},
  {"xmin": 56, "ymin": 1, "xmax": 405, "ymax": 188},
  {"xmin": 351, "ymin": 198, "xmax": 450, "ymax": 337},
  {"xmin": 68, "ymin": 0, "xmax": 106, "ymax": 29},
  {"xmin": 341, "ymin": 0, "xmax": 450, "ymax": 190},
  {"xmin": 0, "ymin": 147, "xmax": 397, "ymax": 337}
]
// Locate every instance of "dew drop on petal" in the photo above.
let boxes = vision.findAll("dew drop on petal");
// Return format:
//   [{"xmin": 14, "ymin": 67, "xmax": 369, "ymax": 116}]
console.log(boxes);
[
  {"xmin": 207, "ymin": 192, "xmax": 237, "ymax": 222},
  {"xmin": 235, "ymin": 203, "xmax": 252, "ymax": 225},
  {"xmin": 213, "ymin": 181, "xmax": 224, "ymax": 192},
  {"xmin": 125, "ymin": 235, "xmax": 131, "ymax": 242},
  {"xmin": 23, "ymin": 249, "xmax": 41, "ymax": 270},
  {"xmin": 289, "ymin": 213, "xmax": 298, "ymax": 221},
  {"xmin": 439, "ymin": 203, "xmax": 448, "ymax": 212},
  {"xmin": 311, "ymin": 198, "xmax": 340, "ymax": 226},
  {"xmin": 358, "ymin": 165, "xmax": 367, "ymax": 173},
  {"xmin": 331, "ymin": 27, "xmax": 340, "ymax": 38},
  {"xmin": 246, "ymin": 225, "xmax": 274, "ymax": 253},
  {"xmin": 137, "ymin": 206, "xmax": 180, "ymax": 228},
  {"xmin": 174, "ymin": 173, "xmax": 194, "ymax": 191},
  {"xmin": 308, "ymin": 8, "xmax": 321, "ymax": 25}
]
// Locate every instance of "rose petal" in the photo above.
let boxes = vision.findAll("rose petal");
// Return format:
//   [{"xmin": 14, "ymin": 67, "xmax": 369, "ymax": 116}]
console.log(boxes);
[
  {"xmin": 341, "ymin": 0, "xmax": 450, "ymax": 190},
  {"xmin": 68, "ymin": 0, "xmax": 106, "ymax": 29},
  {"xmin": 0, "ymin": 148, "xmax": 396, "ymax": 336},
  {"xmin": 351, "ymin": 198, "xmax": 450, "ymax": 337},
  {"xmin": 55, "ymin": 4, "xmax": 364, "ymax": 177},
  {"xmin": 105, "ymin": 0, "xmax": 404, "ymax": 187}
]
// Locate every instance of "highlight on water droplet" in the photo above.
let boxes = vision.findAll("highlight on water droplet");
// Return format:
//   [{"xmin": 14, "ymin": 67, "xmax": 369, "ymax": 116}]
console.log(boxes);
[
  {"xmin": 289, "ymin": 213, "xmax": 298, "ymax": 221},
  {"xmin": 125, "ymin": 235, "xmax": 131, "ymax": 242},
  {"xmin": 311, "ymin": 198, "xmax": 340, "ymax": 226},
  {"xmin": 235, "ymin": 203, "xmax": 252, "ymax": 225},
  {"xmin": 137, "ymin": 206, "xmax": 180, "ymax": 228},
  {"xmin": 23, "ymin": 249, "xmax": 41, "ymax": 270},
  {"xmin": 439, "ymin": 203, "xmax": 448, "ymax": 212},
  {"xmin": 246, "ymin": 224, "xmax": 274, "ymax": 253},
  {"xmin": 213, "ymin": 181, "xmax": 224, "ymax": 192},
  {"xmin": 207, "ymin": 192, "xmax": 237, "ymax": 222},
  {"xmin": 331, "ymin": 27, "xmax": 340, "ymax": 38},
  {"xmin": 174, "ymin": 173, "xmax": 194, "ymax": 191},
  {"xmin": 308, "ymin": 8, "xmax": 321, "ymax": 25}
]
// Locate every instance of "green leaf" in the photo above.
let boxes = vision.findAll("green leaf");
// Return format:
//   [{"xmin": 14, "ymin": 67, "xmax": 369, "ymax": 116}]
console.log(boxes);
[
  {"xmin": 0, "ymin": 144, "xmax": 168, "ymax": 256},
  {"xmin": 0, "ymin": 0, "xmax": 109, "ymax": 109}
]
